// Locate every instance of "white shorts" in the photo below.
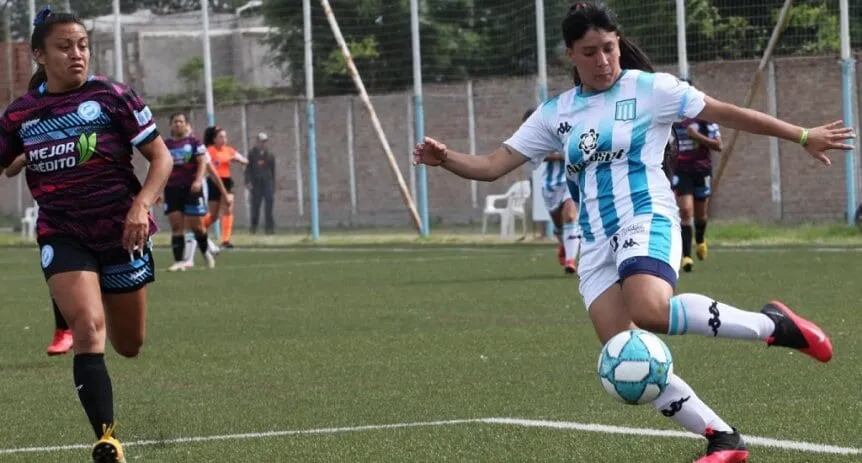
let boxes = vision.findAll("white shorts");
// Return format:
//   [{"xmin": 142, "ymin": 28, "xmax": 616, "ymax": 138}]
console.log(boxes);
[
  {"xmin": 542, "ymin": 183, "xmax": 573, "ymax": 212},
  {"xmin": 577, "ymin": 214, "xmax": 681, "ymax": 309}
]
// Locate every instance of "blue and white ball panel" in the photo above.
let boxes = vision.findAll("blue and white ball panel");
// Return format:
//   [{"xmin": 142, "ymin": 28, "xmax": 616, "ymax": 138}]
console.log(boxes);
[{"xmin": 598, "ymin": 329, "xmax": 673, "ymax": 405}]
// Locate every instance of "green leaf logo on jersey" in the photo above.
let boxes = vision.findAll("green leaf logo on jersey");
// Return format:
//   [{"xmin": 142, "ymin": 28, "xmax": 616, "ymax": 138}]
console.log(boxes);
[{"xmin": 77, "ymin": 132, "xmax": 97, "ymax": 165}]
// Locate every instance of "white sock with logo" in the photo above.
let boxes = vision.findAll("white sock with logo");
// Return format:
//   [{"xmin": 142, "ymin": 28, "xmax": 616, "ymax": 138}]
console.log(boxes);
[
  {"xmin": 651, "ymin": 374, "xmax": 733, "ymax": 435},
  {"xmin": 668, "ymin": 293, "xmax": 775, "ymax": 340},
  {"xmin": 563, "ymin": 222, "xmax": 579, "ymax": 262}
]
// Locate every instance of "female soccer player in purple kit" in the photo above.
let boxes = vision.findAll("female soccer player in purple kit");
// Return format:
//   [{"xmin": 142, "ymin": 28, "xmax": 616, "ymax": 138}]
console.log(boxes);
[{"xmin": 0, "ymin": 9, "xmax": 172, "ymax": 463}]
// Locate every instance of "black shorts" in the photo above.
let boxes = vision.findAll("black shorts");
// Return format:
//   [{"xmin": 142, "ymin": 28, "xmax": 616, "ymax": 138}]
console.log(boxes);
[
  {"xmin": 206, "ymin": 177, "xmax": 233, "ymax": 202},
  {"xmin": 164, "ymin": 185, "xmax": 207, "ymax": 216},
  {"xmin": 672, "ymin": 171, "xmax": 711, "ymax": 200},
  {"xmin": 39, "ymin": 236, "xmax": 156, "ymax": 294}
]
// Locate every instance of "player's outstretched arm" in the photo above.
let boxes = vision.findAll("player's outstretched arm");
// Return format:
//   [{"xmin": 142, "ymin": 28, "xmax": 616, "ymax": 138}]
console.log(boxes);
[
  {"xmin": 413, "ymin": 136, "xmax": 528, "ymax": 182},
  {"xmin": 698, "ymin": 96, "xmax": 855, "ymax": 166}
]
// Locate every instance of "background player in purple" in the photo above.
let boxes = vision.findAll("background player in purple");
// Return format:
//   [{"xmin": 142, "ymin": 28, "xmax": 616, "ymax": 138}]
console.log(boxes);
[
  {"xmin": 163, "ymin": 112, "xmax": 227, "ymax": 271},
  {"xmin": 0, "ymin": 9, "xmax": 172, "ymax": 463},
  {"xmin": 671, "ymin": 84, "xmax": 723, "ymax": 273},
  {"xmin": 4, "ymin": 154, "xmax": 73, "ymax": 355}
]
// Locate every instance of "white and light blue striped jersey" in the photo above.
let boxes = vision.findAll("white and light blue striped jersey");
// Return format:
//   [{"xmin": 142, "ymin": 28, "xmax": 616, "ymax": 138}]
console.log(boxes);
[
  {"xmin": 538, "ymin": 158, "xmax": 567, "ymax": 193},
  {"xmin": 504, "ymin": 70, "xmax": 706, "ymax": 243}
]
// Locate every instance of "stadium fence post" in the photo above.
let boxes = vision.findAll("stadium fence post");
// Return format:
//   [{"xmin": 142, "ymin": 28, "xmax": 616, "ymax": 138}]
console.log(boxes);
[
  {"xmin": 467, "ymin": 80, "xmax": 478, "ymax": 209},
  {"xmin": 293, "ymin": 101, "xmax": 304, "ymax": 218},
  {"xmin": 407, "ymin": 92, "xmax": 416, "ymax": 203},
  {"xmin": 112, "ymin": 0, "xmax": 123, "ymax": 82},
  {"xmin": 304, "ymin": 0, "xmax": 320, "ymax": 240},
  {"xmin": 347, "ymin": 97, "xmax": 357, "ymax": 217},
  {"xmin": 319, "ymin": 0, "xmax": 422, "ymax": 233},
  {"xmin": 410, "ymin": 0, "xmax": 430, "ymax": 237},
  {"xmin": 535, "ymin": 0, "xmax": 554, "ymax": 239},
  {"xmin": 766, "ymin": 60, "xmax": 783, "ymax": 221},
  {"xmin": 201, "ymin": 0, "xmax": 215, "ymax": 127},
  {"xmin": 839, "ymin": 0, "xmax": 859, "ymax": 226},
  {"xmin": 675, "ymin": 0, "xmax": 688, "ymax": 80}
]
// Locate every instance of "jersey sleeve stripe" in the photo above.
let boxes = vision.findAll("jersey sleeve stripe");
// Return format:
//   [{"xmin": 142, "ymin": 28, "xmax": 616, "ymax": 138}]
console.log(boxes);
[{"xmin": 131, "ymin": 124, "xmax": 157, "ymax": 146}]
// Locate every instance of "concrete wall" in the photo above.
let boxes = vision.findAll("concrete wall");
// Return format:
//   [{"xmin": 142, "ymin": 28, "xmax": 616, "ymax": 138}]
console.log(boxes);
[{"xmin": 1, "ymin": 54, "xmax": 860, "ymax": 230}]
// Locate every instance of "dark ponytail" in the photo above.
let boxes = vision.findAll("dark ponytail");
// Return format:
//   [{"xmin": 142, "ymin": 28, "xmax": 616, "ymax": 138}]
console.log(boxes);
[
  {"xmin": 562, "ymin": 2, "xmax": 654, "ymax": 85},
  {"xmin": 203, "ymin": 126, "xmax": 222, "ymax": 147},
  {"xmin": 28, "ymin": 7, "xmax": 85, "ymax": 90}
]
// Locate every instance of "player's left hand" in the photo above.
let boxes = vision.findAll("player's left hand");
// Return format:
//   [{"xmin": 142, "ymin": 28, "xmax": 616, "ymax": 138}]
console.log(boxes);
[
  {"xmin": 191, "ymin": 179, "xmax": 203, "ymax": 192},
  {"xmin": 123, "ymin": 200, "xmax": 150, "ymax": 251},
  {"xmin": 804, "ymin": 121, "xmax": 856, "ymax": 166}
]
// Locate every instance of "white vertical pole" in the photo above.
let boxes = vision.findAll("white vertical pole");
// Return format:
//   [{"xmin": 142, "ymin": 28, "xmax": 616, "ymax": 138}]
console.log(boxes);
[
  {"xmin": 407, "ymin": 92, "xmax": 416, "ymax": 202},
  {"xmin": 536, "ymin": 0, "xmax": 553, "ymax": 238},
  {"xmin": 240, "ymin": 102, "xmax": 250, "ymax": 226},
  {"xmin": 535, "ymin": 0, "xmax": 547, "ymax": 101},
  {"xmin": 112, "ymin": 0, "xmax": 123, "ymax": 82},
  {"xmin": 467, "ymin": 80, "xmax": 478, "ymax": 208},
  {"xmin": 675, "ymin": 0, "xmax": 689, "ymax": 79},
  {"xmin": 293, "ymin": 101, "xmax": 304, "ymax": 217},
  {"xmin": 347, "ymin": 97, "xmax": 357, "ymax": 216},
  {"xmin": 410, "ymin": 0, "xmax": 429, "ymax": 236},
  {"xmin": 839, "ymin": 0, "xmax": 858, "ymax": 225},
  {"xmin": 201, "ymin": 0, "xmax": 215, "ymax": 126},
  {"xmin": 766, "ymin": 60, "xmax": 782, "ymax": 221},
  {"xmin": 305, "ymin": 0, "xmax": 320, "ymax": 239}
]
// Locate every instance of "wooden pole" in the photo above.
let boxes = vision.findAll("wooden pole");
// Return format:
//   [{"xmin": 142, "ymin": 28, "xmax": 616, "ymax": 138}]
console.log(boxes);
[
  {"xmin": 713, "ymin": 0, "xmax": 793, "ymax": 194},
  {"xmin": 319, "ymin": 0, "xmax": 422, "ymax": 232}
]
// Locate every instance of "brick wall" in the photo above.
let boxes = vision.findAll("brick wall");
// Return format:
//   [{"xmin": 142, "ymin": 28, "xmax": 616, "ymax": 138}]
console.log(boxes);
[{"xmin": 1, "ymin": 54, "xmax": 860, "ymax": 230}]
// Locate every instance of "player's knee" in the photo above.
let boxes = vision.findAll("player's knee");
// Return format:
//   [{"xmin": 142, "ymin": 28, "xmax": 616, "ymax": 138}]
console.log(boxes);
[
  {"xmin": 71, "ymin": 317, "xmax": 105, "ymax": 349},
  {"xmin": 626, "ymin": 297, "xmax": 670, "ymax": 333},
  {"xmin": 679, "ymin": 208, "xmax": 693, "ymax": 222},
  {"xmin": 115, "ymin": 337, "xmax": 143, "ymax": 358}
]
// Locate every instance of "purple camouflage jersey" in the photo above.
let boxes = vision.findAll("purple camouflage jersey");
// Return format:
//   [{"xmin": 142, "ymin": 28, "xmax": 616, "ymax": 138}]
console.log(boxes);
[
  {"xmin": 165, "ymin": 135, "xmax": 205, "ymax": 189},
  {"xmin": 0, "ymin": 76, "xmax": 159, "ymax": 251}
]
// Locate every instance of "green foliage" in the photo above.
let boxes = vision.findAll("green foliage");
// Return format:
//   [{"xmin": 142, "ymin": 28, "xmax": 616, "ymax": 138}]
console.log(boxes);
[
  {"xmin": 178, "ymin": 56, "xmax": 204, "ymax": 96},
  {"xmin": 263, "ymin": 0, "xmax": 853, "ymax": 95}
]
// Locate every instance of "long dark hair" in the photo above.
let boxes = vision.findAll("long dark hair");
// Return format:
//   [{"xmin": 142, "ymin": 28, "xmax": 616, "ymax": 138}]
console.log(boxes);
[
  {"xmin": 562, "ymin": 2, "xmax": 654, "ymax": 85},
  {"xmin": 29, "ymin": 7, "xmax": 86, "ymax": 90},
  {"xmin": 203, "ymin": 126, "xmax": 223, "ymax": 147}
]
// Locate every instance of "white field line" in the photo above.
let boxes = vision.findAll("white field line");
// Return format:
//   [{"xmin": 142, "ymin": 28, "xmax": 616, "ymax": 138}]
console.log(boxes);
[
  {"xmin": 1, "ymin": 417, "xmax": 859, "ymax": 456},
  {"xmin": 484, "ymin": 418, "xmax": 862, "ymax": 455}
]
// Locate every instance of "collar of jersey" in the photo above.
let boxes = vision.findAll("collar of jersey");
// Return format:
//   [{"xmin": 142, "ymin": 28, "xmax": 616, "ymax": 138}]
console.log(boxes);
[
  {"xmin": 38, "ymin": 75, "xmax": 96, "ymax": 96},
  {"xmin": 576, "ymin": 70, "xmax": 627, "ymax": 98}
]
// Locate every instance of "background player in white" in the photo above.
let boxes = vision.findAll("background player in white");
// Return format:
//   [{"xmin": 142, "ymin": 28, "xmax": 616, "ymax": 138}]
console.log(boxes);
[
  {"xmin": 524, "ymin": 109, "xmax": 581, "ymax": 274},
  {"xmin": 414, "ymin": 3, "xmax": 852, "ymax": 462}
]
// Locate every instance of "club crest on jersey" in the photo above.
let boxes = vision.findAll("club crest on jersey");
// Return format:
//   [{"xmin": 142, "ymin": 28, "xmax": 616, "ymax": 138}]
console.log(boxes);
[
  {"xmin": 615, "ymin": 98, "xmax": 636, "ymax": 121},
  {"xmin": 77, "ymin": 101, "xmax": 102, "ymax": 122}
]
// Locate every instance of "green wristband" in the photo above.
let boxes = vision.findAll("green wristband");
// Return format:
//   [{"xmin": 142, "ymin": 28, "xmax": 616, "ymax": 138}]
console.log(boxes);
[{"xmin": 799, "ymin": 128, "xmax": 809, "ymax": 147}]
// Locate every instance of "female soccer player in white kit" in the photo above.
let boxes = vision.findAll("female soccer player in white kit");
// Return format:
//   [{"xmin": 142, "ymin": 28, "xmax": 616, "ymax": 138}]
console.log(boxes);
[{"xmin": 413, "ymin": 3, "xmax": 853, "ymax": 462}]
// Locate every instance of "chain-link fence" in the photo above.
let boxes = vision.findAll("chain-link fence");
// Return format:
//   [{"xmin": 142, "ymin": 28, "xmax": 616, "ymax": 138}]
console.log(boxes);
[{"xmin": 1, "ymin": 1, "xmax": 860, "ymax": 232}]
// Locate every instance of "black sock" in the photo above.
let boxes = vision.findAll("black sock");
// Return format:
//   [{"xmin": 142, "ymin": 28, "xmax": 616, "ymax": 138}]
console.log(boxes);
[
  {"xmin": 194, "ymin": 232, "xmax": 209, "ymax": 256},
  {"xmin": 73, "ymin": 353, "xmax": 114, "ymax": 439},
  {"xmin": 52, "ymin": 299, "xmax": 68, "ymax": 330},
  {"xmin": 681, "ymin": 224, "xmax": 693, "ymax": 258},
  {"xmin": 171, "ymin": 235, "xmax": 184, "ymax": 262},
  {"xmin": 695, "ymin": 219, "xmax": 708, "ymax": 244}
]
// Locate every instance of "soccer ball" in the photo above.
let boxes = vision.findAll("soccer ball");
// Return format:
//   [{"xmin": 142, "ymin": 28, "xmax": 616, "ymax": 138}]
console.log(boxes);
[{"xmin": 597, "ymin": 329, "xmax": 673, "ymax": 405}]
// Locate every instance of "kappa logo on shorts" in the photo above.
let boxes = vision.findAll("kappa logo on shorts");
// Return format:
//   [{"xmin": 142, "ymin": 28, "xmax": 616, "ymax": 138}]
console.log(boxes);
[
  {"xmin": 621, "ymin": 239, "xmax": 639, "ymax": 249},
  {"xmin": 41, "ymin": 245, "xmax": 54, "ymax": 269}
]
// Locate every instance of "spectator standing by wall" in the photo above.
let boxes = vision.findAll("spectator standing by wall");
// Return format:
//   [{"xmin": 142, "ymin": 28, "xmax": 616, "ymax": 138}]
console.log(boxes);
[{"xmin": 245, "ymin": 132, "xmax": 276, "ymax": 234}]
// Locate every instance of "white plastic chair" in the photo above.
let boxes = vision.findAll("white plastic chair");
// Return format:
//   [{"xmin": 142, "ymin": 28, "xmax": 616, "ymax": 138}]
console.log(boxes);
[
  {"xmin": 482, "ymin": 180, "xmax": 531, "ymax": 238},
  {"xmin": 21, "ymin": 203, "xmax": 38, "ymax": 241}
]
